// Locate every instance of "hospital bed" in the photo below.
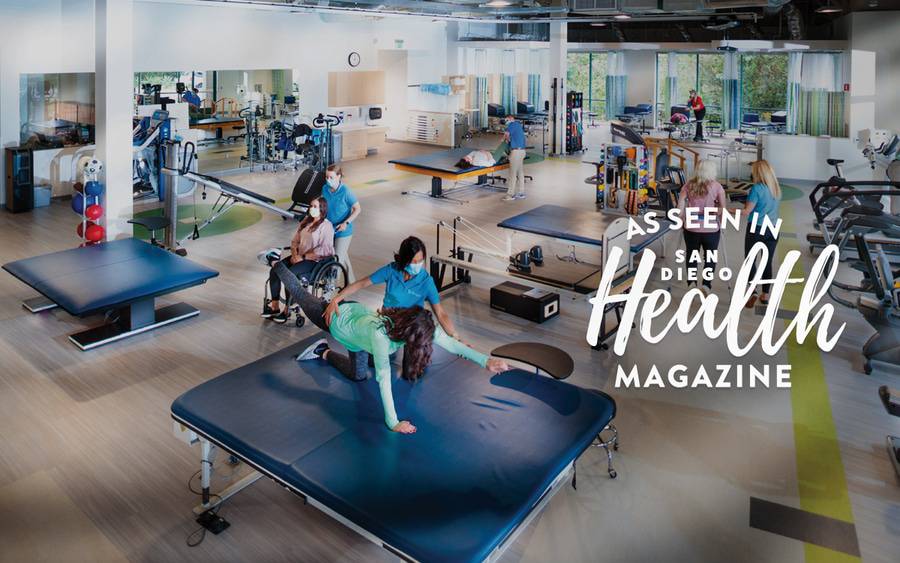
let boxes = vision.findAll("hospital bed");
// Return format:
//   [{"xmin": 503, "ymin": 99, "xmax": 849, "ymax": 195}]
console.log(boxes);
[
  {"xmin": 171, "ymin": 336, "xmax": 618, "ymax": 562},
  {"xmin": 3, "ymin": 239, "xmax": 218, "ymax": 350}
]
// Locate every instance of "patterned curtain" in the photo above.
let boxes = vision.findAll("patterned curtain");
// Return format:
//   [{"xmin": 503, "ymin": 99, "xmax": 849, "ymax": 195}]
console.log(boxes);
[
  {"xmin": 475, "ymin": 76, "xmax": 488, "ymax": 128},
  {"xmin": 501, "ymin": 75, "xmax": 516, "ymax": 115},
  {"xmin": 528, "ymin": 74, "xmax": 541, "ymax": 109},
  {"xmin": 797, "ymin": 53, "xmax": 845, "ymax": 137},
  {"xmin": 605, "ymin": 51, "xmax": 627, "ymax": 120},
  {"xmin": 665, "ymin": 54, "xmax": 678, "ymax": 118},
  {"xmin": 721, "ymin": 52, "xmax": 741, "ymax": 130},
  {"xmin": 785, "ymin": 52, "xmax": 802, "ymax": 133}
]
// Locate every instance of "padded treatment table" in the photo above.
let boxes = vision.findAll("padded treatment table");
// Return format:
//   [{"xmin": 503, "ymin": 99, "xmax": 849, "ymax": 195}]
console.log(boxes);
[
  {"xmin": 171, "ymin": 337, "xmax": 618, "ymax": 562},
  {"xmin": 390, "ymin": 148, "xmax": 539, "ymax": 203},
  {"xmin": 191, "ymin": 116, "xmax": 244, "ymax": 140},
  {"xmin": 3, "ymin": 239, "xmax": 219, "ymax": 350},
  {"xmin": 498, "ymin": 204, "xmax": 671, "ymax": 252}
]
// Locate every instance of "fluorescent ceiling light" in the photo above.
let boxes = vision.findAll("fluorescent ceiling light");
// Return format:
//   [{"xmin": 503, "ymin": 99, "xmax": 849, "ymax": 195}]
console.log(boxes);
[
  {"xmin": 613, "ymin": 14, "xmax": 631, "ymax": 20},
  {"xmin": 815, "ymin": 6, "xmax": 843, "ymax": 13},
  {"xmin": 590, "ymin": 22, "xmax": 607, "ymax": 27},
  {"xmin": 484, "ymin": 0, "xmax": 512, "ymax": 7}
]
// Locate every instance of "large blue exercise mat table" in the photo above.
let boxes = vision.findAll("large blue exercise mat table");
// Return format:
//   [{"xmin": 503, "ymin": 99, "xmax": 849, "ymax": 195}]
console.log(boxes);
[
  {"xmin": 171, "ymin": 336, "xmax": 618, "ymax": 562},
  {"xmin": 3, "ymin": 238, "xmax": 219, "ymax": 350}
]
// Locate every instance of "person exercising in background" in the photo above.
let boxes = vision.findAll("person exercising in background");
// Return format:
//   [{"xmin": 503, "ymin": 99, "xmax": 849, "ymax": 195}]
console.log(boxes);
[
  {"xmin": 688, "ymin": 89, "xmax": 705, "ymax": 142},
  {"xmin": 183, "ymin": 87, "xmax": 202, "ymax": 108},
  {"xmin": 503, "ymin": 115, "xmax": 527, "ymax": 201},
  {"xmin": 273, "ymin": 261, "xmax": 510, "ymax": 434}
]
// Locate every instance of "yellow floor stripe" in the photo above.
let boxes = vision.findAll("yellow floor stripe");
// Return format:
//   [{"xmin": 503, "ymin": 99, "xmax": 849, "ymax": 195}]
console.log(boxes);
[{"xmin": 779, "ymin": 204, "xmax": 858, "ymax": 563}]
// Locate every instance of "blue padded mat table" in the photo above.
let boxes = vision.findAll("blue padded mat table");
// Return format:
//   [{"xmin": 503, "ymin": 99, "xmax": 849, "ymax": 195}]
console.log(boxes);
[
  {"xmin": 3, "ymin": 239, "xmax": 218, "ymax": 350},
  {"xmin": 498, "ymin": 204, "xmax": 671, "ymax": 252},
  {"xmin": 171, "ymin": 337, "xmax": 616, "ymax": 562}
]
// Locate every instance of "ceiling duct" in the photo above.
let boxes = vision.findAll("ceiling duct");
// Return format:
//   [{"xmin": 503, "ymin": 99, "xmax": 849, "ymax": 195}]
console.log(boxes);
[{"xmin": 570, "ymin": 0, "xmax": 618, "ymax": 12}]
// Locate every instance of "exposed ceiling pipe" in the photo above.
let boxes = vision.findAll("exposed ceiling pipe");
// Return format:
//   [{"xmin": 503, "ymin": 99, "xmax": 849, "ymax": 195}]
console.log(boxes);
[
  {"xmin": 675, "ymin": 22, "xmax": 692, "ymax": 41},
  {"xmin": 611, "ymin": 22, "xmax": 627, "ymax": 41}
]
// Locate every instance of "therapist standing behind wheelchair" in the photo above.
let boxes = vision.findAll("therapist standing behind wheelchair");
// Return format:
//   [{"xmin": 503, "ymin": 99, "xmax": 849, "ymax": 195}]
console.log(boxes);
[
  {"xmin": 262, "ymin": 196, "xmax": 334, "ymax": 323},
  {"xmin": 323, "ymin": 236, "xmax": 459, "ymax": 338},
  {"xmin": 502, "ymin": 115, "xmax": 527, "ymax": 201},
  {"xmin": 321, "ymin": 164, "xmax": 361, "ymax": 283}
]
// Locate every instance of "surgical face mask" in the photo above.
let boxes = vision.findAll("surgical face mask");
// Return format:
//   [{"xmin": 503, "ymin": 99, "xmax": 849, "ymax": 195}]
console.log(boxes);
[
  {"xmin": 308, "ymin": 207, "xmax": 321, "ymax": 219},
  {"xmin": 327, "ymin": 176, "xmax": 341, "ymax": 189},
  {"xmin": 405, "ymin": 261, "xmax": 424, "ymax": 276}
]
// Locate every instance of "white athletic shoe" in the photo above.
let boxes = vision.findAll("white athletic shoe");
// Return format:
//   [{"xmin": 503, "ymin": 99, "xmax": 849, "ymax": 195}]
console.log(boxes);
[
  {"xmin": 502, "ymin": 194, "xmax": 517, "ymax": 201},
  {"xmin": 257, "ymin": 247, "xmax": 282, "ymax": 267},
  {"xmin": 515, "ymin": 192, "xmax": 527, "ymax": 199},
  {"xmin": 296, "ymin": 339, "xmax": 328, "ymax": 361}
]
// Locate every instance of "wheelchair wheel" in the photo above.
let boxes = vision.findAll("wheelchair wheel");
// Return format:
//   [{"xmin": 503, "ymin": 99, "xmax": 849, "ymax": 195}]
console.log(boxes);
[{"xmin": 310, "ymin": 261, "xmax": 348, "ymax": 302}]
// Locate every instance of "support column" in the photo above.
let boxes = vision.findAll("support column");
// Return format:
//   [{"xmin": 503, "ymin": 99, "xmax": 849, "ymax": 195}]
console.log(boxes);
[
  {"xmin": 446, "ymin": 22, "xmax": 460, "ymax": 76},
  {"xmin": 548, "ymin": 20, "xmax": 567, "ymax": 156},
  {"xmin": 95, "ymin": 0, "xmax": 134, "ymax": 240}
]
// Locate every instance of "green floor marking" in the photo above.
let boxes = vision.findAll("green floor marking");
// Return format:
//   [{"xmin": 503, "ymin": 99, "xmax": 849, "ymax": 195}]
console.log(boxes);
[
  {"xmin": 132, "ymin": 204, "xmax": 262, "ymax": 241},
  {"xmin": 780, "ymin": 204, "xmax": 859, "ymax": 563}
]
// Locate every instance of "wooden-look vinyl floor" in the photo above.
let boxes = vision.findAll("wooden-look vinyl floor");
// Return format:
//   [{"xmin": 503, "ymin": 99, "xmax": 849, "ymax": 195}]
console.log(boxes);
[{"xmin": 0, "ymin": 127, "xmax": 899, "ymax": 562}]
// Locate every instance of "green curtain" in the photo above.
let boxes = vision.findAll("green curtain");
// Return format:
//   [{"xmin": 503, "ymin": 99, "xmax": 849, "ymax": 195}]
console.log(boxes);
[
  {"xmin": 501, "ymin": 75, "xmax": 516, "ymax": 115},
  {"xmin": 605, "ymin": 51, "xmax": 626, "ymax": 120},
  {"xmin": 528, "ymin": 73, "xmax": 541, "ymax": 109},
  {"xmin": 785, "ymin": 52, "xmax": 802, "ymax": 134},
  {"xmin": 475, "ymin": 76, "xmax": 488, "ymax": 128},
  {"xmin": 796, "ymin": 53, "xmax": 845, "ymax": 136},
  {"xmin": 665, "ymin": 54, "xmax": 678, "ymax": 118},
  {"xmin": 721, "ymin": 52, "xmax": 741, "ymax": 130}
]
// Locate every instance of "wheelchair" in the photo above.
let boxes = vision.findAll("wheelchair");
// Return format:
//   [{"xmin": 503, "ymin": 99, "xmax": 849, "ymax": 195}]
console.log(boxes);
[{"xmin": 263, "ymin": 253, "xmax": 349, "ymax": 327}]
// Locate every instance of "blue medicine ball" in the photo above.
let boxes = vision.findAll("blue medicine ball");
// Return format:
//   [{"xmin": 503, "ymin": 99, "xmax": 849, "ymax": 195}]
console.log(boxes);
[
  {"xmin": 84, "ymin": 180, "xmax": 104, "ymax": 196},
  {"xmin": 72, "ymin": 192, "xmax": 98, "ymax": 215}
]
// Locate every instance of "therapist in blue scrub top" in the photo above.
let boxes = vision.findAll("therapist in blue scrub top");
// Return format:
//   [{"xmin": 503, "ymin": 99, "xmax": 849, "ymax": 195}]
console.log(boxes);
[
  {"xmin": 323, "ymin": 236, "xmax": 459, "ymax": 338},
  {"xmin": 321, "ymin": 164, "xmax": 361, "ymax": 282},
  {"xmin": 183, "ymin": 87, "xmax": 202, "ymax": 108},
  {"xmin": 502, "ymin": 115, "xmax": 527, "ymax": 201}
]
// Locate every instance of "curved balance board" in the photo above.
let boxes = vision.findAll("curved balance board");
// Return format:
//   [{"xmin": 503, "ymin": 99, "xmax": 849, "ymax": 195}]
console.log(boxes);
[{"xmin": 491, "ymin": 342, "xmax": 575, "ymax": 380}]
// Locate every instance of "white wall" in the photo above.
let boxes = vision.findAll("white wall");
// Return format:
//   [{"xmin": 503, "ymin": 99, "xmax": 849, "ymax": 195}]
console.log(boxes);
[
  {"xmin": 0, "ymin": 1, "xmax": 449, "ymax": 203},
  {"xmin": 848, "ymin": 11, "xmax": 900, "ymax": 134}
]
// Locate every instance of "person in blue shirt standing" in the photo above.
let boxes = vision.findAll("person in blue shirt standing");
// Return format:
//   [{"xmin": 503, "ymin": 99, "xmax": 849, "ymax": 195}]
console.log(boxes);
[
  {"xmin": 323, "ymin": 236, "xmax": 459, "ymax": 339},
  {"xmin": 741, "ymin": 159, "xmax": 782, "ymax": 308},
  {"xmin": 320, "ymin": 164, "xmax": 361, "ymax": 282},
  {"xmin": 182, "ymin": 87, "xmax": 202, "ymax": 108},
  {"xmin": 503, "ymin": 115, "xmax": 528, "ymax": 201}
]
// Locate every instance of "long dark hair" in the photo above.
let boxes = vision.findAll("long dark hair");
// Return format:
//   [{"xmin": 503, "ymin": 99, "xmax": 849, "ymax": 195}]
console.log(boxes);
[
  {"xmin": 393, "ymin": 236, "xmax": 427, "ymax": 271},
  {"xmin": 381, "ymin": 306, "xmax": 435, "ymax": 381},
  {"xmin": 299, "ymin": 196, "xmax": 328, "ymax": 231}
]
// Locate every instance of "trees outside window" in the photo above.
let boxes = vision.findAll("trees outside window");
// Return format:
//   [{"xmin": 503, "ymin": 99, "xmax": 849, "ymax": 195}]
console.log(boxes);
[
  {"xmin": 567, "ymin": 52, "xmax": 609, "ymax": 119},
  {"xmin": 741, "ymin": 53, "xmax": 788, "ymax": 117}
]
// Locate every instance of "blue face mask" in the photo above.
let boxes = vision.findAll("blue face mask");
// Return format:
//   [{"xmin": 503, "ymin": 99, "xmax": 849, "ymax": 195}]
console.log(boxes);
[{"xmin": 405, "ymin": 261, "xmax": 424, "ymax": 276}]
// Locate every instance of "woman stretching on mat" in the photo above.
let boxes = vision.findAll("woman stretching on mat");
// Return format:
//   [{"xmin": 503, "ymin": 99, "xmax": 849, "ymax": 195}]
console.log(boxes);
[
  {"xmin": 273, "ymin": 262, "xmax": 510, "ymax": 434},
  {"xmin": 323, "ymin": 236, "xmax": 459, "ymax": 339},
  {"xmin": 261, "ymin": 196, "xmax": 334, "ymax": 324}
]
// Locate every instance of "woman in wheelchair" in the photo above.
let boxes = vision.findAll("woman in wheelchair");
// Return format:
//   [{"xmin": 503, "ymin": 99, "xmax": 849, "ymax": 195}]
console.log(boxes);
[{"xmin": 262, "ymin": 196, "xmax": 335, "ymax": 323}]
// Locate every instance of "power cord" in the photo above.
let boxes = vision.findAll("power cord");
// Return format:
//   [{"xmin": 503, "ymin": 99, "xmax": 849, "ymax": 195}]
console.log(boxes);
[{"xmin": 185, "ymin": 466, "xmax": 227, "ymax": 547}]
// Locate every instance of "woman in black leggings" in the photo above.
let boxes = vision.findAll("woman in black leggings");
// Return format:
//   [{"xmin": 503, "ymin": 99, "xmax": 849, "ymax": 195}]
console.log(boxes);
[{"xmin": 273, "ymin": 261, "xmax": 509, "ymax": 434}]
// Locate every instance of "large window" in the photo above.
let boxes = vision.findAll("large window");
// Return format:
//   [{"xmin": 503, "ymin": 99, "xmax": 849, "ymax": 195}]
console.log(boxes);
[
  {"xmin": 656, "ymin": 51, "xmax": 788, "ymax": 127},
  {"xmin": 656, "ymin": 53, "xmax": 722, "ymax": 122},
  {"xmin": 567, "ymin": 52, "xmax": 608, "ymax": 119},
  {"xmin": 741, "ymin": 53, "xmax": 788, "ymax": 118}
]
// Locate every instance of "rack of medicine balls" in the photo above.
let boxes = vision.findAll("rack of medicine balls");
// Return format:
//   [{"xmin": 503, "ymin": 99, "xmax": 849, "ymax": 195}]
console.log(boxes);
[{"xmin": 71, "ymin": 159, "xmax": 105, "ymax": 245}]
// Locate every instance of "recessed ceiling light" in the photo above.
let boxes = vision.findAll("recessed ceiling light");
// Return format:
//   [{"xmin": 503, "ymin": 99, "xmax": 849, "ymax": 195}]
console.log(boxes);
[
  {"xmin": 613, "ymin": 14, "xmax": 631, "ymax": 20},
  {"xmin": 484, "ymin": 0, "xmax": 512, "ymax": 7},
  {"xmin": 590, "ymin": 22, "xmax": 607, "ymax": 27}
]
